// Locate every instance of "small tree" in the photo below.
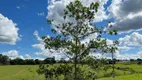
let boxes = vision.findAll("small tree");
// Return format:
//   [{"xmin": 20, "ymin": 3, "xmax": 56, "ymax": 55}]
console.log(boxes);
[{"xmin": 38, "ymin": 0, "xmax": 118, "ymax": 79}]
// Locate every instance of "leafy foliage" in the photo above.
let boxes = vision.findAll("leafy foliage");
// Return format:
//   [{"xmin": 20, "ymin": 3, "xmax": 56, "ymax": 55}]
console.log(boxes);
[
  {"xmin": 38, "ymin": 0, "xmax": 118, "ymax": 80},
  {"xmin": 0, "ymin": 54, "xmax": 9, "ymax": 65}
]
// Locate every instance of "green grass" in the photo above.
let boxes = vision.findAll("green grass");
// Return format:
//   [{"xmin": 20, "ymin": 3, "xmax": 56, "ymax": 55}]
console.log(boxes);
[
  {"xmin": 99, "ymin": 63, "xmax": 142, "ymax": 80},
  {"xmin": 0, "ymin": 65, "xmax": 44, "ymax": 80},
  {"xmin": 1, "ymin": 63, "xmax": 142, "ymax": 80},
  {"xmin": 99, "ymin": 74, "xmax": 142, "ymax": 80}
]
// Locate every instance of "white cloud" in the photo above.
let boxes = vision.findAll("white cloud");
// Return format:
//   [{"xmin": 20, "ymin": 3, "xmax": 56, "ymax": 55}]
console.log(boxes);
[
  {"xmin": 119, "ymin": 32, "xmax": 142, "ymax": 46},
  {"xmin": 107, "ymin": 0, "xmax": 142, "ymax": 33},
  {"xmin": 37, "ymin": 12, "xmax": 45, "ymax": 16},
  {"xmin": 118, "ymin": 46, "xmax": 132, "ymax": 52},
  {"xmin": 114, "ymin": 50, "xmax": 142, "ymax": 60},
  {"xmin": 37, "ymin": 0, "xmax": 142, "ymax": 60},
  {"xmin": 33, "ymin": 30, "xmax": 130, "ymax": 60},
  {"xmin": 94, "ymin": 50, "xmax": 141, "ymax": 60},
  {"xmin": 32, "ymin": 30, "xmax": 68, "ymax": 60},
  {"xmin": 3, "ymin": 50, "xmax": 19, "ymax": 59},
  {"xmin": 0, "ymin": 14, "xmax": 20, "ymax": 45},
  {"xmin": 32, "ymin": 31, "xmax": 142, "ymax": 60},
  {"xmin": 33, "ymin": 30, "xmax": 42, "ymax": 41},
  {"xmin": 93, "ymin": 46, "xmax": 142, "ymax": 60},
  {"xmin": 81, "ymin": 33, "xmax": 98, "ymax": 43},
  {"xmin": 47, "ymin": 0, "xmax": 111, "ymax": 46},
  {"xmin": 2, "ymin": 50, "xmax": 32, "ymax": 59},
  {"xmin": 47, "ymin": 0, "xmax": 109, "ymax": 27},
  {"xmin": 24, "ymin": 54, "xmax": 31, "ymax": 59}
]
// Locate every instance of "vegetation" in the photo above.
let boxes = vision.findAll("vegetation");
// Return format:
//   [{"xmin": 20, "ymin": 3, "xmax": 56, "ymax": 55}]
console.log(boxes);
[
  {"xmin": 1, "ymin": 53, "xmax": 142, "ymax": 80},
  {"xmin": 37, "ymin": 0, "xmax": 118, "ymax": 80},
  {"xmin": 0, "ymin": 0, "xmax": 141, "ymax": 80},
  {"xmin": 1, "ymin": 0, "xmax": 140, "ymax": 80},
  {"xmin": 1, "ymin": 63, "xmax": 142, "ymax": 80},
  {"xmin": 0, "ymin": 54, "xmax": 56, "ymax": 65},
  {"xmin": 0, "ymin": 54, "xmax": 9, "ymax": 65}
]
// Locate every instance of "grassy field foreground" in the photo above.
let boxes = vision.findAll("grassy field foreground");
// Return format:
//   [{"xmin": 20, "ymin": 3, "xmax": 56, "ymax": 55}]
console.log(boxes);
[
  {"xmin": 0, "ymin": 64, "xmax": 142, "ymax": 80},
  {"xmin": 0, "ymin": 65, "xmax": 44, "ymax": 80}
]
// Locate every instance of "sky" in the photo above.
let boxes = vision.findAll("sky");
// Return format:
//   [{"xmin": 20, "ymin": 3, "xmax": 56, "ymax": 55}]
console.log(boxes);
[{"xmin": 0, "ymin": 0, "xmax": 142, "ymax": 60}]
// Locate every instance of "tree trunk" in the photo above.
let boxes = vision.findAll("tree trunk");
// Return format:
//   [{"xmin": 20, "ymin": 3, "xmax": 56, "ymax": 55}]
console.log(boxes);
[
  {"xmin": 74, "ymin": 57, "xmax": 77, "ymax": 80},
  {"xmin": 112, "ymin": 52, "xmax": 115, "ymax": 78},
  {"xmin": 74, "ymin": 37, "xmax": 78, "ymax": 80}
]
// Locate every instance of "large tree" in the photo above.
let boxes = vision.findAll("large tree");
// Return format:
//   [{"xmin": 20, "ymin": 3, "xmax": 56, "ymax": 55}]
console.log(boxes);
[{"xmin": 37, "ymin": 0, "xmax": 118, "ymax": 80}]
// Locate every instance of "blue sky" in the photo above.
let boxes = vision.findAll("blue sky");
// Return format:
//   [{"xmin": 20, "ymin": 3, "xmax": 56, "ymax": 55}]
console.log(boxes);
[
  {"xmin": 0, "ymin": 0, "xmax": 51, "ymax": 58},
  {"xmin": 0, "ymin": 0, "xmax": 142, "ymax": 60}
]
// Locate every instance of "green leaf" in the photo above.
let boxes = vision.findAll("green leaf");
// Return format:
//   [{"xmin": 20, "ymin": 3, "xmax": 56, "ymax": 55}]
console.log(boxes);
[{"xmin": 109, "ymin": 31, "xmax": 113, "ymax": 35}]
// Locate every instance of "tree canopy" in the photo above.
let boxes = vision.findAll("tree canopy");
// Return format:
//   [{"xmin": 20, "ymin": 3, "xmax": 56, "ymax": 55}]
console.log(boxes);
[{"xmin": 38, "ymin": 0, "xmax": 118, "ymax": 80}]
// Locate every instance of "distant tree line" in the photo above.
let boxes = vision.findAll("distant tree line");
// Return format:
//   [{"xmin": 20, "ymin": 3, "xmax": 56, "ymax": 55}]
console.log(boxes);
[
  {"xmin": 10, "ymin": 58, "xmax": 41, "ymax": 65},
  {"xmin": 0, "ymin": 54, "xmax": 56, "ymax": 65},
  {"xmin": 1, "ymin": 54, "xmax": 142, "ymax": 65}
]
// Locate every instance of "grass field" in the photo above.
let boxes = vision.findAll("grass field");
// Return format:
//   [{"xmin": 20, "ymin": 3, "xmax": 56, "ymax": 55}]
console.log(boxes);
[
  {"xmin": 0, "ymin": 63, "xmax": 142, "ymax": 80},
  {"xmin": 0, "ymin": 65, "xmax": 44, "ymax": 80},
  {"xmin": 99, "ymin": 63, "xmax": 142, "ymax": 80}
]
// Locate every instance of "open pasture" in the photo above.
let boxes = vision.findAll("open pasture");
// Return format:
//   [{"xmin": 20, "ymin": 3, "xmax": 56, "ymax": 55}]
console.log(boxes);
[{"xmin": 0, "ymin": 63, "xmax": 142, "ymax": 80}]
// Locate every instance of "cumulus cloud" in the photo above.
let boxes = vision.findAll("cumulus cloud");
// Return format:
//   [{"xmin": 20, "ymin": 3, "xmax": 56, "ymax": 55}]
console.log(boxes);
[
  {"xmin": 0, "ymin": 14, "xmax": 20, "ymax": 45},
  {"xmin": 118, "ymin": 46, "xmax": 132, "ymax": 52},
  {"xmin": 119, "ymin": 32, "xmax": 142, "ymax": 46},
  {"xmin": 3, "ymin": 50, "xmax": 19, "ymax": 59},
  {"xmin": 81, "ymin": 33, "xmax": 98, "ymax": 43},
  {"xmin": 91, "ymin": 39, "xmax": 134, "ymax": 60},
  {"xmin": 95, "ymin": 34, "xmax": 142, "ymax": 60},
  {"xmin": 107, "ymin": 0, "xmax": 142, "ymax": 33},
  {"xmin": 2, "ymin": 50, "xmax": 32, "ymax": 59},
  {"xmin": 94, "ymin": 49, "xmax": 142, "ymax": 60},
  {"xmin": 47, "ymin": 0, "xmax": 109, "ymax": 26},
  {"xmin": 32, "ymin": 31, "xmax": 142, "ymax": 60},
  {"xmin": 114, "ymin": 50, "xmax": 142, "ymax": 60},
  {"xmin": 47, "ymin": 0, "xmax": 111, "ymax": 47},
  {"xmin": 32, "ymin": 30, "xmax": 68, "ymax": 60},
  {"xmin": 34, "ymin": 0, "xmax": 142, "ymax": 60}
]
